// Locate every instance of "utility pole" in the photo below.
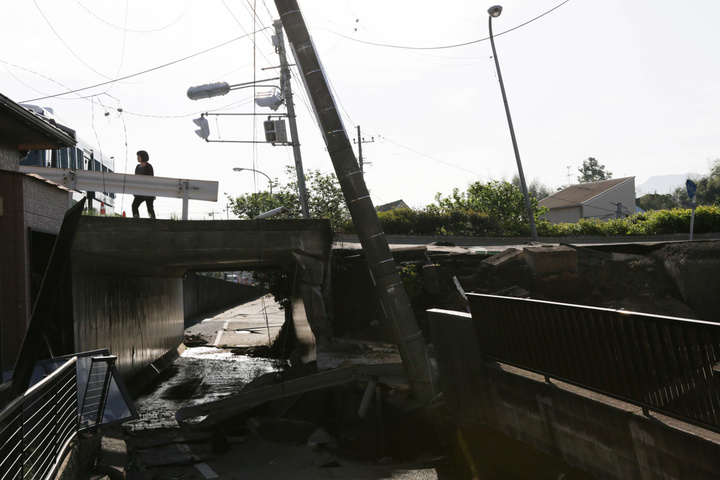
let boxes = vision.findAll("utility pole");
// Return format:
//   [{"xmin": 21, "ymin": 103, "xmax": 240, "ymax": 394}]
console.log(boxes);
[
  {"xmin": 353, "ymin": 125, "xmax": 374, "ymax": 175},
  {"xmin": 274, "ymin": 19, "xmax": 310, "ymax": 219}
]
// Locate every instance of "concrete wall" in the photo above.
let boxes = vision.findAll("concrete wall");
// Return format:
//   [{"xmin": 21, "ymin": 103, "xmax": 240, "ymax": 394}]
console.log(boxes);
[
  {"xmin": 72, "ymin": 273, "xmax": 184, "ymax": 380},
  {"xmin": 428, "ymin": 309, "xmax": 720, "ymax": 480},
  {"xmin": 183, "ymin": 273, "xmax": 263, "ymax": 322}
]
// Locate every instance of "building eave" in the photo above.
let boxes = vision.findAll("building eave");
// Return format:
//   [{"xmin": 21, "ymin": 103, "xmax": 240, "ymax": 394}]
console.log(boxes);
[{"xmin": 0, "ymin": 93, "xmax": 76, "ymax": 150}]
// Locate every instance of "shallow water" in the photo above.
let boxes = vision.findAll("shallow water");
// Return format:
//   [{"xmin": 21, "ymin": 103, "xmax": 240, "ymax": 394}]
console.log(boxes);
[{"xmin": 126, "ymin": 346, "xmax": 287, "ymax": 431}]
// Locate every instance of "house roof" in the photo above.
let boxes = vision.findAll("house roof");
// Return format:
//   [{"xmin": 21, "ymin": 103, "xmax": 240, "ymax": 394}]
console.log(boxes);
[
  {"xmin": 0, "ymin": 92, "xmax": 76, "ymax": 150},
  {"xmin": 539, "ymin": 177, "xmax": 634, "ymax": 210},
  {"xmin": 376, "ymin": 199, "xmax": 409, "ymax": 212}
]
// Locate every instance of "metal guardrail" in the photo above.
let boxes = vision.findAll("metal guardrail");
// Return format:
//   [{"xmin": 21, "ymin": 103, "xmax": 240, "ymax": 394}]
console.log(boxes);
[
  {"xmin": 79, "ymin": 355, "xmax": 116, "ymax": 433},
  {"xmin": 0, "ymin": 357, "xmax": 78, "ymax": 480},
  {"xmin": 468, "ymin": 294, "xmax": 720, "ymax": 432}
]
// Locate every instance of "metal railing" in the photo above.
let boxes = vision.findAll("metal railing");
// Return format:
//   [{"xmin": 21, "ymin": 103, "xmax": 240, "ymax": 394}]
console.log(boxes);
[
  {"xmin": 79, "ymin": 355, "xmax": 116, "ymax": 432},
  {"xmin": 0, "ymin": 357, "xmax": 78, "ymax": 480},
  {"xmin": 468, "ymin": 294, "xmax": 720, "ymax": 432}
]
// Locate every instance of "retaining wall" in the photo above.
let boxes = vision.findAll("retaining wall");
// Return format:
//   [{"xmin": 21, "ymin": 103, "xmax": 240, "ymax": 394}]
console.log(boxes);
[
  {"xmin": 183, "ymin": 273, "xmax": 263, "ymax": 323},
  {"xmin": 428, "ymin": 308, "xmax": 720, "ymax": 479},
  {"xmin": 72, "ymin": 273, "xmax": 184, "ymax": 380}
]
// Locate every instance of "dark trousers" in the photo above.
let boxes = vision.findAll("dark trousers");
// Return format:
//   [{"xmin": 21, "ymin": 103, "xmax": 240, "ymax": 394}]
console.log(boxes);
[{"xmin": 132, "ymin": 196, "xmax": 156, "ymax": 218}]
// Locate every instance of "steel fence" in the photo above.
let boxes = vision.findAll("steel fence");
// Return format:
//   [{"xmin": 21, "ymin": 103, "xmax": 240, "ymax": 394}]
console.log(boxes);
[
  {"xmin": 468, "ymin": 294, "xmax": 720, "ymax": 432},
  {"xmin": 0, "ymin": 357, "xmax": 78, "ymax": 480}
]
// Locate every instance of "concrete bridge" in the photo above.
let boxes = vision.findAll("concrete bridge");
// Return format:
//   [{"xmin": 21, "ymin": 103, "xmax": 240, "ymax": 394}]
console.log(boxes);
[{"xmin": 68, "ymin": 216, "xmax": 333, "ymax": 386}]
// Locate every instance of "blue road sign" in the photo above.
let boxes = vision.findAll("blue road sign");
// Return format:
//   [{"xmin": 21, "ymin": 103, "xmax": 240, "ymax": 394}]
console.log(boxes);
[{"xmin": 686, "ymin": 179, "xmax": 697, "ymax": 200}]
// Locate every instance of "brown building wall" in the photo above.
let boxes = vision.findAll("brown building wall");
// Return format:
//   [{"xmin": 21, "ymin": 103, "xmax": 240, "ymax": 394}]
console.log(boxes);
[
  {"xmin": 0, "ymin": 137, "xmax": 18, "ymax": 172},
  {"xmin": 0, "ymin": 169, "xmax": 70, "ymax": 370}
]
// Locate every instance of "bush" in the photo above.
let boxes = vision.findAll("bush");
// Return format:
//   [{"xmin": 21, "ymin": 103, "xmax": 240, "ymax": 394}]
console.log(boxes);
[{"xmin": 341, "ymin": 206, "xmax": 720, "ymax": 238}]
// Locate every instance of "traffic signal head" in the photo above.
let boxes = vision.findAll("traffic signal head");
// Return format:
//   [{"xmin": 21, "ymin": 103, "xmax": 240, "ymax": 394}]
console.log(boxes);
[
  {"xmin": 193, "ymin": 117, "xmax": 210, "ymax": 140},
  {"xmin": 263, "ymin": 120, "xmax": 277, "ymax": 143}
]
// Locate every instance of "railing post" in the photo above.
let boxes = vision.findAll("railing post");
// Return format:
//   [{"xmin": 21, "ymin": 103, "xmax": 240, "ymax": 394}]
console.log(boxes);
[{"xmin": 53, "ymin": 373, "xmax": 60, "ymax": 465}]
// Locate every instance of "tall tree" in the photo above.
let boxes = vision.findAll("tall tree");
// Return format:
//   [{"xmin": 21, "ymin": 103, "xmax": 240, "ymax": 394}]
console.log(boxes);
[
  {"xmin": 511, "ymin": 174, "xmax": 552, "ymax": 200},
  {"xmin": 696, "ymin": 160, "xmax": 720, "ymax": 206},
  {"xmin": 227, "ymin": 166, "xmax": 349, "ymax": 225},
  {"xmin": 434, "ymin": 180, "xmax": 542, "ymax": 222},
  {"xmin": 577, "ymin": 157, "xmax": 612, "ymax": 183},
  {"xmin": 636, "ymin": 193, "xmax": 678, "ymax": 211},
  {"xmin": 671, "ymin": 159, "xmax": 720, "ymax": 206}
]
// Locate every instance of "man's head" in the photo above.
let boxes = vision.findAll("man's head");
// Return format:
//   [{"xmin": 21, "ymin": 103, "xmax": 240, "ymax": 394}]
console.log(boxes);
[{"xmin": 136, "ymin": 150, "xmax": 149, "ymax": 163}]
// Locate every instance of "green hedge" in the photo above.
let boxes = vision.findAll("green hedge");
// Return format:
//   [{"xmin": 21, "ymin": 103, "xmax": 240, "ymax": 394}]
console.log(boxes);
[{"xmin": 339, "ymin": 206, "xmax": 720, "ymax": 237}]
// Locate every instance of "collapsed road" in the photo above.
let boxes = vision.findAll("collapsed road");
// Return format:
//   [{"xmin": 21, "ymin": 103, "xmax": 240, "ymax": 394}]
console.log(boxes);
[{"xmin": 120, "ymin": 294, "xmax": 453, "ymax": 480}]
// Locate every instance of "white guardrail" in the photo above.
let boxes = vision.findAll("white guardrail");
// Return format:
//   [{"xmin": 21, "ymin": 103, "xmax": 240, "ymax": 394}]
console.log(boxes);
[{"xmin": 0, "ymin": 357, "xmax": 78, "ymax": 480}]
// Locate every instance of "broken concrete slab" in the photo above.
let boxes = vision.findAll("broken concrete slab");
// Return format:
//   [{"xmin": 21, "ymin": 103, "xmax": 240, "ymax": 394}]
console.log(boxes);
[
  {"xmin": 523, "ymin": 245, "xmax": 578, "ymax": 275},
  {"xmin": 481, "ymin": 248, "xmax": 523, "ymax": 268}
]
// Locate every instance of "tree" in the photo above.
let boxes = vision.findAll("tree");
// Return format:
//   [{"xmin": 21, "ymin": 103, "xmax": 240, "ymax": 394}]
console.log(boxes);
[
  {"xmin": 636, "ymin": 193, "xmax": 678, "ymax": 211},
  {"xmin": 284, "ymin": 167, "xmax": 349, "ymax": 222},
  {"xmin": 577, "ymin": 157, "xmax": 612, "ymax": 183},
  {"xmin": 670, "ymin": 159, "xmax": 720, "ymax": 207},
  {"xmin": 511, "ymin": 174, "xmax": 552, "ymax": 201},
  {"xmin": 696, "ymin": 160, "xmax": 720, "ymax": 206},
  {"xmin": 433, "ymin": 180, "xmax": 542, "ymax": 222},
  {"xmin": 227, "ymin": 166, "xmax": 349, "ymax": 225}
]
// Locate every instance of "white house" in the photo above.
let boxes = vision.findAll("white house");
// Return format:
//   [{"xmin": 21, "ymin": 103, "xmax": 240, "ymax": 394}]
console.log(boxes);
[{"xmin": 539, "ymin": 177, "xmax": 636, "ymax": 224}]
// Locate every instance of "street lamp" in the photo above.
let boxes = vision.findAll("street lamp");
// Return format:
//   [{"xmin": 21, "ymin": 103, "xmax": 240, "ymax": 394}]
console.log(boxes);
[
  {"xmin": 233, "ymin": 167, "xmax": 273, "ymax": 195},
  {"xmin": 487, "ymin": 5, "xmax": 539, "ymax": 242},
  {"xmin": 187, "ymin": 79, "xmax": 279, "ymax": 101}
]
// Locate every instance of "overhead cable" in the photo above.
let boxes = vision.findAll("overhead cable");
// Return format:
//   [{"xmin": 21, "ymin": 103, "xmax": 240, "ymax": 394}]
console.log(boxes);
[
  {"xmin": 323, "ymin": 0, "xmax": 571, "ymax": 51},
  {"xmin": 21, "ymin": 28, "xmax": 270, "ymax": 103}
]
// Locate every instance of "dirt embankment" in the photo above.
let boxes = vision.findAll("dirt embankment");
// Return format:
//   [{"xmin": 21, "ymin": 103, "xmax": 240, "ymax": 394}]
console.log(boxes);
[{"xmin": 333, "ymin": 240, "xmax": 720, "ymax": 342}]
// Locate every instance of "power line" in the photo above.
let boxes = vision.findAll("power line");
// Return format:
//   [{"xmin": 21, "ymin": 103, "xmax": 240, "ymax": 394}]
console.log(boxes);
[
  {"xmin": 20, "ymin": 27, "xmax": 270, "ymax": 103},
  {"xmin": 320, "ymin": 0, "xmax": 571, "ymax": 51},
  {"xmin": 73, "ymin": 0, "xmax": 196, "ymax": 34},
  {"xmin": 32, "ymin": 0, "xmax": 113, "ymax": 80},
  {"xmin": 380, "ymin": 136, "xmax": 496, "ymax": 181}
]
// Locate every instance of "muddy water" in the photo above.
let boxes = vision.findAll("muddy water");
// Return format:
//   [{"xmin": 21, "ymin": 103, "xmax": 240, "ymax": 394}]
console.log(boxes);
[{"xmin": 126, "ymin": 346, "xmax": 288, "ymax": 431}]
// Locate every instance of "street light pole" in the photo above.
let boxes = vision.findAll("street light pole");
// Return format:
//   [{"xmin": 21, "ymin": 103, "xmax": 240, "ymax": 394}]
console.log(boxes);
[
  {"xmin": 233, "ymin": 167, "xmax": 273, "ymax": 195},
  {"xmin": 488, "ymin": 5, "xmax": 539, "ymax": 242}
]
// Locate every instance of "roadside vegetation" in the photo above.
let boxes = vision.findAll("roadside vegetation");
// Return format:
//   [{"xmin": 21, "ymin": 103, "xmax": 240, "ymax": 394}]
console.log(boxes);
[{"xmin": 225, "ymin": 158, "xmax": 720, "ymax": 238}]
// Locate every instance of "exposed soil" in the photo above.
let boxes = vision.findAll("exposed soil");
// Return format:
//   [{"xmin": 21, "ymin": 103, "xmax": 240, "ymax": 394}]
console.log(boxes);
[{"xmin": 332, "ymin": 239, "xmax": 720, "ymax": 342}]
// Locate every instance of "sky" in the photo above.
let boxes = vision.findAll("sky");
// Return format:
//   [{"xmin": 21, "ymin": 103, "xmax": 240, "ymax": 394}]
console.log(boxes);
[{"xmin": 2, "ymin": 0, "xmax": 719, "ymax": 219}]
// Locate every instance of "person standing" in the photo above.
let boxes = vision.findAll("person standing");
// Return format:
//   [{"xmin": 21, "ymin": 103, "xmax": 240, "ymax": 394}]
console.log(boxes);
[{"xmin": 131, "ymin": 150, "xmax": 156, "ymax": 218}]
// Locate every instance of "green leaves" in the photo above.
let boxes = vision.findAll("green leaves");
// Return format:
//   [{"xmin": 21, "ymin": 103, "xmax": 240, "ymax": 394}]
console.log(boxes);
[
  {"xmin": 227, "ymin": 166, "xmax": 349, "ymax": 225},
  {"xmin": 577, "ymin": 157, "xmax": 612, "ymax": 184},
  {"xmin": 434, "ymin": 180, "xmax": 543, "ymax": 224}
]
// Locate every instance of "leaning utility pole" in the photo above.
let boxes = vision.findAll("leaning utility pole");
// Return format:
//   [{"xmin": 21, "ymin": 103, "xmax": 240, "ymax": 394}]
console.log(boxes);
[
  {"xmin": 273, "ymin": 0, "xmax": 436, "ymax": 402},
  {"xmin": 274, "ymin": 19, "xmax": 310, "ymax": 219}
]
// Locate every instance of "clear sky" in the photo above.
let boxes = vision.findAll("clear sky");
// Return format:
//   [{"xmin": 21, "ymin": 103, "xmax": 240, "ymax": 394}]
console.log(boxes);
[{"xmin": 2, "ymin": 0, "xmax": 719, "ymax": 219}]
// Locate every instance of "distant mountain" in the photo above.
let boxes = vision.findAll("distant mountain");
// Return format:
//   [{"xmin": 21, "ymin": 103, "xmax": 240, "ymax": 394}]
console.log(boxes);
[{"xmin": 636, "ymin": 174, "xmax": 700, "ymax": 196}]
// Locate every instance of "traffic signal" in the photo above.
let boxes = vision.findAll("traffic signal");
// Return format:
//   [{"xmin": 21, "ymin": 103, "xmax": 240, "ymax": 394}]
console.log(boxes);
[
  {"xmin": 263, "ymin": 119, "xmax": 287, "ymax": 144},
  {"xmin": 193, "ymin": 116, "xmax": 210, "ymax": 140}
]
